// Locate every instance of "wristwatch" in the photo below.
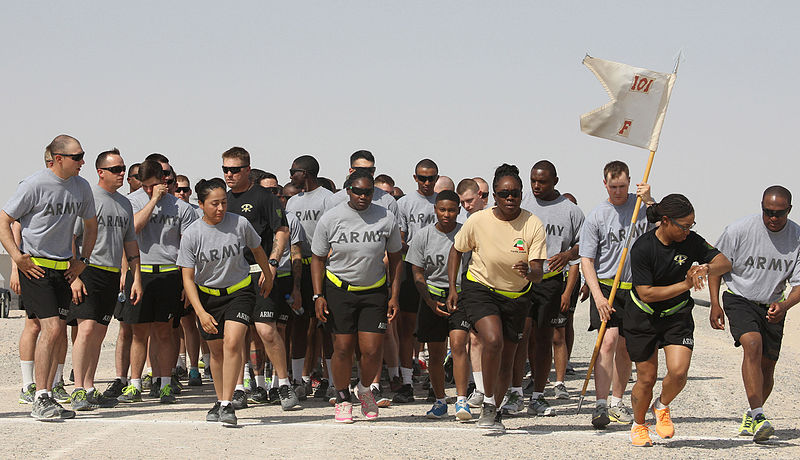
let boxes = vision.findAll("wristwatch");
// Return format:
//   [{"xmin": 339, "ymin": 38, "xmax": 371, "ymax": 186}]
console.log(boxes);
[
  {"xmin": 79, "ymin": 257, "xmax": 90, "ymax": 265},
  {"xmin": 312, "ymin": 294, "xmax": 324, "ymax": 302},
  {"xmin": 268, "ymin": 258, "xmax": 279, "ymax": 267}
]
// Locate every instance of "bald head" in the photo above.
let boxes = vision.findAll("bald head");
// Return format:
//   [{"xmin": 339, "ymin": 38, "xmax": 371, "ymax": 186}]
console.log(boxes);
[
  {"xmin": 45, "ymin": 134, "xmax": 80, "ymax": 157},
  {"xmin": 434, "ymin": 175, "xmax": 455, "ymax": 193},
  {"xmin": 763, "ymin": 185, "xmax": 792, "ymax": 205}
]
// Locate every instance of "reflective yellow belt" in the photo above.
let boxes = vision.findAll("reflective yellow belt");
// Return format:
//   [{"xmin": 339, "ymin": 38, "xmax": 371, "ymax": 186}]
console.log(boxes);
[
  {"xmin": 140, "ymin": 264, "xmax": 179, "ymax": 273},
  {"xmin": 542, "ymin": 269, "xmax": 562, "ymax": 280},
  {"xmin": 302, "ymin": 257, "xmax": 312, "ymax": 265},
  {"xmin": 89, "ymin": 263, "xmax": 121, "ymax": 273},
  {"xmin": 630, "ymin": 291, "xmax": 688, "ymax": 317},
  {"xmin": 326, "ymin": 270, "xmax": 386, "ymax": 292},
  {"xmin": 31, "ymin": 257, "xmax": 70, "ymax": 270},
  {"xmin": 599, "ymin": 278, "xmax": 632, "ymax": 290},
  {"xmin": 725, "ymin": 288, "xmax": 784, "ymax": 305},
  {"xmin": 427, "ymin": 284, "xmax": 461, "ymax": 298},
  {"xmin": 276, "ymin": 271, "xmax": 291, "ymax": 278},
  {"xmin": 197, "ymin": 276, "xmax": 252, "ymax": 297},
  {"xmin": 465, "ymin": 270, "xmax": 531, "ymax": 299}
]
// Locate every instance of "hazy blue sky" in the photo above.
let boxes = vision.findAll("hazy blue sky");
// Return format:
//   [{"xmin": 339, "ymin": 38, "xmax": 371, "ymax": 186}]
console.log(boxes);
[{"xmin": 2, "ymin": 1, "xmax": 797, "ymax": 240}]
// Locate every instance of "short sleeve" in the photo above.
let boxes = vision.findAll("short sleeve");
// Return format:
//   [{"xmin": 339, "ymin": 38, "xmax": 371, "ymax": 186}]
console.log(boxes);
[
  {"xmin": 714, "ymin": 226, "xmax": 737, "ymax": 260},
  {"xmin": 571, "ymin": 207, "xmax": 585, "ymax": 246},
  {"xmin": 527, "ymin": 218, "xmax": 547, "ymax": 261},
  {"xmin": 630, "ymin": 241, "xmax": 654, "ymax": 286},
  {"xmin": 179, "ymin": 202, "xmax": 198, "ymax": 233},
  {"xmin": 3, "ymin": 181, "xmax": 35, "ymax": 220},
  {"xmin": 578, "ymin": 214, "xmax": 599, "ymax": 259},
  {"xmin": 122, "ymin": 200, "xmax": 137, "ymax": 242},
  {"xmin": 290, "ymin": 218, "xmax": 304, "ymax": 246},
  {"xmin": 453, "ymin": 216, "xmax": 476, "ymax": 253},
  {"xmin": 405, "ymin": 231, "xmax": 425, "ymax": 268},
  {"xmin": 385, "ymin": 214, "xmax": 403, "ymax": 253},
  {"xmin": 176, "ymin": 230, "xmax": 197, "ymax": 268},
  {"xmin": 242, "ymin": 218, "xmax": 262, "ymax": 249},
  {"xmin": 693, "ymin": 233, "xmax": 721, "ymax": 265},
  {"xmin": 79, "ymin": 180, "xmax": 96, "ymax": 219},
  {"xmin": 311, "ymin": 214, "xmax": 332, "ymax": 257}
]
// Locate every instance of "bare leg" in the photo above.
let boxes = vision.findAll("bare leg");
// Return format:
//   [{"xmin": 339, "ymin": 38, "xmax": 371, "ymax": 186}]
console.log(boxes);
[
  {"xmin": 631, "ymin": 351, "xmax": 657, "ymax": 425},
  {"xmin": 255, "ymin": 321, "xmax": 289, "ymax": 379},
  {"xmin": 35, "ymin": 317, "xmax": 66, "ymax": 392},
  {"xmin": 611, "ymin": 335, "xmax": 632, "ymax": 399}
]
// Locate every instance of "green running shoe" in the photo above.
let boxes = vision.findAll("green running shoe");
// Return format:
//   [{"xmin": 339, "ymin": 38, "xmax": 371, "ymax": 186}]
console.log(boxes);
[
  {"xmin": 738, "ymin": 411, "xmax": 754, "ymax": 436},
  {"xmin": 117, "ymin": 385, "xmax": 142, "ymax": 403}
]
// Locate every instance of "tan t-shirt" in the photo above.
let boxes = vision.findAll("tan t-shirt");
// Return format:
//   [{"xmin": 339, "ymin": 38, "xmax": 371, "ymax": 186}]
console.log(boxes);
[{"xmin": 454, "ymin": 207, "xmax": 547, "ymax": 292}]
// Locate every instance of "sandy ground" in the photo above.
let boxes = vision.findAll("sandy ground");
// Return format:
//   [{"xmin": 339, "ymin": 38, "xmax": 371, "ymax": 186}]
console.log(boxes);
[{"xmin": 0, "ymin": 290, "xmax": 799, "ymax": 459}]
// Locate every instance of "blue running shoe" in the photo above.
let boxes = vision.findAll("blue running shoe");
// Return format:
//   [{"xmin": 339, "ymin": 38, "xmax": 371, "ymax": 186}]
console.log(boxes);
[
  {"xmin": 455, "ymin": 400, "xmax": 472, "ymax": 422},
  {"xmin": 426, "ymin": 400, "xmax": 448, "ymax": 419}
]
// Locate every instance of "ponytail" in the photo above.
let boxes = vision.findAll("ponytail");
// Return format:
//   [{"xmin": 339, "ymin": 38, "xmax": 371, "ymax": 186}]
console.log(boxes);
[{"xmin": 646, "ymin": 193, "xmax": 694, "ymax": 224}]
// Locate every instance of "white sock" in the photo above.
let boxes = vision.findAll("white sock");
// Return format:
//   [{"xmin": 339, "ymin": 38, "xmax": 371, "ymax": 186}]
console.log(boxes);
[
  {"xmin": 457, "ymin": 395, "xmax": 467, "ymax": 403},
  {"xmin": 21, "ymin": 360, "xmax": 34, "ymax": 389},
  {"xmin": 278, "ymin": 378, "xmax": 290, "ymax": 387},
  {"xmin": 596, "ymin": 398, "xmax": 607, "ymax": 407},
  {"xmin": 220, "ymin": 400, "xmax": 231, "ymax": 407},
  {"xmin": 255, "ymin": 375, "xmax": 266, "ymax": 389},
  {"xmin": 54, "ymin": 364, "xmax": 64, "ymax": 386},
  {"xmin": 389, "ymin": 366, "xmax": 399, "ymax": 379},
  {"xmin": 357, "ymin": 382, "xmax": 370, "ymax": 394},
  {"xmin": 400, "ymin": 367, "xmax": 413, "ymax": 385},
  {"xmin": 473, "ymin": 372, "xmax": 484, "ymax": 393},
  {"xmin": 201, "ymin": 353, "xmax": 210, "ymax": 364},
  {"xmin": 291, "ymin": 359, "xmax": 304, "ymax": 383},
  {"xmin": 436, "ymin": 398, "xmax": 446, "ymax": 404},
  {"xmin": 751, "ymin": 407, "xmax": 764, "ymax": 417},
  {"xmin": 325, "ymin": 359, "xmax": 334, "ymax": 382},
  {"xmin": 654, "ymin": 396, "xmax": 667, "ymax": 410},
  {"xmin": 243, "ymin": 363, "xmax": 251, "ymax": 379},
  {"xmin": 511, "ymin": 386, "xmax": 523, "ymax": 396},
  {"xmin": 86, "ymin": 387, "xmax": 95, "ymax": 395},
  {"xmin": 235, "ymin": 384, "xmax": 245, "ymax": 392},
  {"xmin": 162, "ymin": 376, "xmax": 172, "ymax": 386},
  {"xmin": 131, "ymin": 378, "xmax": 142, "ymax": 391},
  {"xmin": 531, "ymin": 391, "xmax": 543, "ymax": 400},
  {"xmin": 554, "ymin": 381, "xmax": 564, "ymax": 387},
  {"xmin": 610, "ymin": 395, "xmax": 622, "ymax": 407},
  {"xmin": 271, "ymin": 375, "xmax": 280, "ymax": 389},
  {"xmin": 485, "ymin": 395, "xmax": 496, "ymax": 405},
  {"xmin": 35, "ymin": 389, "xmax": 48, "ymax": 399},
  {"xmin": 177, "ymin": 353, "xmax": 186, "ymax": 369}
]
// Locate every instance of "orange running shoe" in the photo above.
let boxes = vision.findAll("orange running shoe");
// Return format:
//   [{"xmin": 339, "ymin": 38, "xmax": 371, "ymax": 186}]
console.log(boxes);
[
  {"xmin": 652, "ymin": 404, "xmax": 675, "ymax": 439},
  {"xmin": 630, "ymin": 423, "xmax": 653, "ymax": 447}
]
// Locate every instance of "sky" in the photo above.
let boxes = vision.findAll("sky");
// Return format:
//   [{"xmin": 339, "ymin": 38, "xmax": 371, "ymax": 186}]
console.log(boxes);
[{"xmin": 2, "ymin": 1, "xmax": 798, "ymax": 241}]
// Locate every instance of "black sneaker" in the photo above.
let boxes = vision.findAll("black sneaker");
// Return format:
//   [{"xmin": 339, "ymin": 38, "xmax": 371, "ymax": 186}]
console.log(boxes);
[
  {"xmin": 175, "ymin": 367, "xmax": 189, "ymax": 381},
  {"xmin": 87, "ymin": 388, "xmax": 119, "ymax": 408},
  {"xmin": 149, "ymin": 378, "xmax": 161, "ymax": 399},
  {"xmin": 187, "ymin": 368, "xmax": 202, "ymax": 387},
  {"xmin": 268, "ymin": 387, "xmax": 280, "ymax": 405},
  {"xmin": 31, "ymin": 394, "xmax": 60, "ymax": 420},
  {"xmin": 293, "ymin": 381, "xmax": 308, "ymax": 401},
  {"xmin": 426, "ymin": 387, "xmax": 436, "ymax": 403},
  {"xmin": 232, "ymin": 389, "xmax": 248, "ymax": 410},
  {"xmin": 279, "ymin": 384, "xmax": 301, "ymax": 411},
  {"xmin": 314, "ymin": 379, "xmax": 330, "ymax": 399},
  {"xmin": 170, "ymin": 375, "xmax": 183, "ymax": 394},
  {"xmin": 248, "ymin": 386, "xmax": 269, "ymax": 404},
  {"xmin": 69, "ymin": 369, "xmax": 74, "ymax": 383},
  {"xmin": 219, "ymin": 403, "xmax": 237, "ymax": 426},
  {"xmin": 206, "ymin": 401, "xmax": 221, "ymax": 422},
  {"xmin": 392, "ymin": 384, "xmax": 415, "ymax": 403},
  {"xmin": 103, "ymin": 379, "xmax": 125, "ymax": 399}
]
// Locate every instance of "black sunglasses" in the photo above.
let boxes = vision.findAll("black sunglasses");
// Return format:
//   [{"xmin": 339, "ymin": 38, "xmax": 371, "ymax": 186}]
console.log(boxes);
[
  {"xmin": 162, "ymin": 168, "xmax": 174, "ymax": 177},
  {"xmin": 222, "ymin": 165, "xmax": 249, "ymax": 174},
  {"xmin": 763, "ymin": 207, "xmax": 791, "ymax": 218},
  {"xmin": 264, "ymin": 187, "xmax": 280, "ymax": 195},
  {"xmin": 495, "ymin": 189, "xmax": 522, "ymax": 199},
  {"xmin": 55, "ymin": 152, "xmax": 85, "ymax": 161},
  {"xmin": 349, "ymin": 186, "xmax": 374, "ymax": 197},
  {"xmin": 165, "ymin": 178, "xmax": 175, "ymax": 185},
  {"xmin": 352, "ymin": 166, "xmax": 376, "ymax": 174},
  {"xmin": 99, "ymin": 165, "xmax": 126, "ymax": 174},
  {"xmin": 416, "ymin": 174, "xmax": 438, "ymax": 183},
  {"xmin": 175, "ymin": 187, "xmax": 191, "ymax": 193},
  {"xmin": 289, "ymin": 168, "xmax": 306, "ymax": 176},
  {"xmin": 480, "ymin": 191, "xmax": 489, "ymax": 199}
]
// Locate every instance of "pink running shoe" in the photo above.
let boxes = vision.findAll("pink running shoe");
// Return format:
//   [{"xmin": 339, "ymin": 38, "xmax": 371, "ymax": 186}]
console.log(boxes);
[
  {"xmin": 335, "ymin": 401, "xmax": 354, "ymax": 423},
  {"xmin": 358, "ymin": 386, "xmax": 379, "ymax": 420}
]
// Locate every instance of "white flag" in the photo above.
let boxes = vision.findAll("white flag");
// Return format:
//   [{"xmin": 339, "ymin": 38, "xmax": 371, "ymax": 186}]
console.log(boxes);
[{"xmin": 580, "ymin": 55, "xmax": 677, "ymax": 151}]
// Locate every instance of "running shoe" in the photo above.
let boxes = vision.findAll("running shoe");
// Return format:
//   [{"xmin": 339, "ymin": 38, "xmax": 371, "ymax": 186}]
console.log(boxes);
[
  {"xmin": 738, "ymin": 411, "xmax": 754, "ymax": 436},
  {"xmin": 175, "ymin": 366, "xmax": 188, "ymax": 381},
  {"xmin": 752, "ymin": 413, "xmax": 774, "ymax": 442},
  {"xmin": 466, "ymin": 381, "xmax": 476, "ymax": 398},
  {"xmin": 142, "ymin": 373, "xmax": 152, "ymax": 391},
  {"xmin": 279, "ymin": 384, "xmax": 301, "ymax": 411},
  {"xmin": 591, "ymin": 404, "xmax": 611, "ymax": 429},
  {"xmin": 651, "ymin": 404, "xmax": 674, "ymax": 439},
  {"xmin": 467, "ymin": 389, "xmax": 484, "ymax": 408},
  {"xmin": 553, "ymin": 383, "xmax": 570, "ymax": 400},
  {"xmin": 389, "ymin": 376, "xmax": 403, "ymax": 393},
  {"xmin": 170, "ymin": 374, "xmax": 183, "ymax": 394},
  {"xmin": 232, "ymin": 389, "xmax": 248, "ymax": 410},
  {"xmin": 314, "ymin": 378, "xmax": 330, "ymax": 399},
  {"xmin": 293, "ymin": 381, "xmax": 308, "ymax": 401},
  {"xmin": 187, "ymin": 369, "xmax": 202, "ymax": 387},
  {"xmin": 268, "ymin": 387, "xmax": 280, "ymax": 405},
  {"xmin": 392, "ymin": 384, "xmax": 415, "ymax": 403},
  {"xmin": 117, "ymin": 385, "xmax": 142, "ymax": 403},
  {"xmin": 52, "ymin": 381, "xmax": 71, "ymax": 403},
  {"xmin": 426, "ymin": 387, "xmax": 436, "ymax": 403},
  {"xmin": 335, "ymin": 401, "xmax": 354, "ymax": 423},
  {"xmin": 19, "ymin": 383, "xmax": 36, "ymax": 404},
  {"xmin": 565, "ymin": 363, "xmax": 576, "ymax": 375},
  {"xmin": 476, "ymin": 403, "xmax": 502, "ymax": 430},
  {"xmin": 30, "ymin": 394, "xmax": 62, "ymax": 421},
  {"xmin": 71, "ymin": 388, "xmax": 94, "ymax": 411},
  {"xmin": 455, "ymin": 400, "xmax": 472, "ymax": 422},
  {"xmin": 243, "ymin": 377, "xmax": 253, "ymax": 395},
  {"xmin": 159, "ymin": 383, "xmax": 176, "ymax": 404},
  {"xmin": 51, "ymin": 396, "xmax": 76, "ymax": 420},
  {"xmin": 248, "ymin": 387, "xmax": 269, "ymax": 404},
  {"xmin": 523, "ymin": 379, "xmax": 535, "ymax": 397},
  {"xmin": 103, "ymin": 379, "xmax": 125, "ymax": 399},
  {"xmin": 426, "ymin": 400, "xmax": 447, "ymax": 419},
  {"xmin": 203, "ymin": 365, "xmax": 212, "ymax": 382},
  {"xmin": 630, "ymin": 423, "xmax": 653, "ymax": 447},
  {"xmin": 304, "ymin": 380, "xmax": 313, "ymax": 399},
  {"xmin": 358, "ymin": 386, "xmax": 379, "ymax": 420},
  {"xmin": 206, "ymin": 401, "xmax": 220, "ymax": 422},
  {"xmin": 373, "ymin": 385, "xmax": 391, "ymax": 408},
  {"xmin": 527, "ymin": 395, "xmax": 555, "ymax": 416},
  {"xmin": 219, "ymin": 403, "xmax": 237, "ymax": 426},
  {"xmin": 87, "ymin": 388, "xmax": 119, "ymax": 408},
  {"xmin": 69, "ymin": 369, "xmax": 74, "ymax": 383},
  {"xmin": 327, "ymin": 387, "xmax": 337, "ymax": 406},
  {"xmin": 501, "ymin": 391, "xmax": 524, "ymax": 415},
  {"xmin": 609, "ymin": 402, "xmax": 633, "ymax": 424},
  {"xmin": 149, "ymin": 378, "xmax": 160, "ymax": 399}
]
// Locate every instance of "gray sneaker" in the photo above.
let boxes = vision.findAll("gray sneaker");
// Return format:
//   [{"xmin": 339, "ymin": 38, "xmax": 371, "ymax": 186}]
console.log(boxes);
[
  {"xmin": 609, "ymin": 402, "xmax": 633, "ymax": 424},
  {"xmin": 31, "ymin": 394, "xmax": 62, "ymax": 420},
  {"xmin": 592, "ymin": 403, "xmax": 611, "ymax": 428},
  {"xmin": 19, "ymin": 383, "xmax": 36, "ymax": 404},
  {"xmin": 71, "ymin": 389, "xmax": 95, "ymax": 411},
  {"xmin": 326, "ymin": 386, "xmax": 337, "ymax": 406},
  {"xmin": 293, "ymin": 381, "xmax": 307, "ymax": 401},
  {"xmin": 467, "ymin": 389, "xmax": 485, "ymax": 408},
  {"xmin": 206, "ymin": 401, "xmax": 221, "ymax": 422},
  {"xmin": 527, "ymin": 395, "xmax": 555, "ymax": 416},
  {"xmin": 219, "ymin": 403, "xmax": 237, "ymax": 426},
  {"xmin": 476, "ymin": 403, "xmax": 503, "ymax": 430},
  {"xmin": 232, "ymin": 389, "xmax": 248, "ymax": 410},
  {"xmin": 159, "ymin": 383, "xmax": 176, "ymax": 404},
  {"xmin": 279, "ymin": 384, "xmax": 301, "ymax": 411},
  {"xmin": 52, "ymin": 381, "xmax": 71, "ymax": 403},
  {"xmin": 87, "ymin": 388, "xmax": 119, "ymax": 408},
  {"xmin": 501, "ymin": 391, "xmax": 525, "ymax": 414},
  {"xmin": 117, "ymin": 385, "xmax": 142, "ymax": 403},
  {"xmin": 553, "ymin": 383, "xmax": 570, "ymax": 400}
]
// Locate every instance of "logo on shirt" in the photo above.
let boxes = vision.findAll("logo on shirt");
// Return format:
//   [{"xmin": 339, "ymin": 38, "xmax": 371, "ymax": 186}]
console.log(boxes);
[
  {"xmin": 673, "ymin": 254, "xmax": 688, "ymax": 266},
  {"xmin": 512, "ymin": 239, "xmax": 526, "ymax": 252},
  {"xmin": 240, "ymin": 204, "xmax": 254, "ymax": 213}
]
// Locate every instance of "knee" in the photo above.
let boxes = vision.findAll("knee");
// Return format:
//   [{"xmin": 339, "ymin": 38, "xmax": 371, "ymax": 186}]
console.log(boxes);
[
  {"xmin": 670, "ymin": 368, "xmax": 689, "ymax": 385},
  {"xmin": 482, "ymin": 334, "xmax": 503, "ymax": 355},
  {"xmin": 636, "ymin": 371, "xmax": 657, "ymax": 388},
  {"xmin": 741, "ymin": 337, "xmax": 763, "ymax": 357}
]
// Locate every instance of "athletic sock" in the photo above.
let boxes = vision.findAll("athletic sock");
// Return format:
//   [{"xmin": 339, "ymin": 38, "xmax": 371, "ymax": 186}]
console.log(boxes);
[
  {"xmin": 291, "ymin": 359, "xmax": 304, "ymax": 383},
  {"xmin": 531, "ymin": 391, "xmax": 543, "ymax": 400},
  {"xmin": 116, "ymin": 376, "xmax": 128, "ymax": 385},
  {"xmin": 473, "ymin": 372, "xmax": 484, "ymax": 393},
  {"xmin": 751, "ymin": 407, "xmax": 764, "ymax": 418},
  {"xmin": 278, "ymin": 378, "xmax": 290, "ymax": 387},
  {"xmin": 176, "ymin": 353, "xmax": 186, "ymax": 369},
  {"xmin": 370, "ymin": 382, "xmax": 380, "ymax": 391},
  {"xmin": 86, "ymin": 387, "xmax": 95, "ymax": 395},
  {"xmin": 436, "ymin": 398, "xmax": 446, "ymax": 405},
  {"xmin": 485, "ymin": 395, "xmax": 496, "ymax": 406},
  {"xmin": 244, "ymin": 363, "xmax": 251, "ymax": 380},
  {"xmin": 654, "ymin": 396, "xmax": 667, "ymax": 410},
  {"xmin": 302, "ymin": 375, "xmax": 311, "ymax": 384},
  {"xmin": 220, "ymin": 400, "xmax": 231, "ymax": 407},
  {"xmin": 357, "ymin": 382, "xmax": 370, "ymax": 395},
  {"xmin": 400, "ymin": 367, "xmax": 413, "ymax": 385},
  {"xmin": 596, "ymin": 399, "xmax": 607, "ymax": 408},
  {"xmin": 131, "ymin": 378, "xmax": 142, "ymax": 391},
  {"xmin": 201, "ymin": 353, "xmax": 210, "ymax": 365},
  {"xmin": 161, "ymin": 376, "xmax": 172, "ymax": 387},
  {"xmin": 255, "ymin": 375, "xmax": 266, "ymax": 389},
  {"xmin": 271, "ymin": 375, "xmax": 280, "ymax": 389},
  {"xmin": 511, "ymin": 386, "xmax": 523, "ymax": 396},
  {"xmin": 457, "ymin": 395, "xmax": 467, "ymax": 403},
  {"xmin": 21, "ymin": 360, "xmax": 34, "ymax": 390},
  {"xmin": 325, "ymin": 359, "xmax": 334, "ymax": 382},
  {"xmin": 54, "ymin": 364, "xmax": 64, "ymax": 386},
  {"xmin": 336, "ymin": 388, "xmax": 351, "ymax": 403},
  {"xmin": 35, "ymin": 389, "xmax": 48, "ymax": 399},
  {"xmin": 609, "ymin": 395, "xmax": 622, "ymax": 407},
  {"xmin": 388, "ymin": 366, "xmax": 399, "ymax": 379},
  {"xmin": 235, "ymin": 384, "xmax": 245, "ymax": 392}
]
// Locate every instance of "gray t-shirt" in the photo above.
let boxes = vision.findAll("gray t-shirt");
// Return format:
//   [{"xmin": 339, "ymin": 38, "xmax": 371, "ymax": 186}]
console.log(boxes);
[
  {"xmin": 74, "ymin": 185, "xmax": 136, "ymax": 269},
  {"xmin": 3, "ymin": 169, "xmax": 95, "ymax": 260},
  {"xmin": 128, "ymin": 188, "xmax": 198, "ymax": 265},
  {"xmin": 189, "ymin": 202, "xmax": 204, "ymax": 219},
  {"xmin": 521, "ymin": 195, "xmax": 585, "ymax": 274},
  {"xmin": 286, "ymin": 186, "xmax": 333, "ymax": 257},
  {"xmin": 406, "ymin": 223, "xmax": 462, "ymax": 289},
  {"xmin": 716, "ymin": 214, "xmax": 800, "ymax": 304},
  {"xmin": 312, "ymin": 202, "xmax": 402, "ymax": 286},
  {"xmin": 397, "ymin": 191, "xmax": 437, "ymax": 245},
  {"xmin": 277, "ymin": 213, "xmax": 306, "ymax": 273},
  {"xmin": 324, "ymin": 186, "xmax": 399, "ymax": 223},
  {"xmin": 579, "ymin": 193, "xmax": 652, "ymax": 281},
  {"xmin": 177, "ymin": 213, "xmax": 261, "ymax": 288}
]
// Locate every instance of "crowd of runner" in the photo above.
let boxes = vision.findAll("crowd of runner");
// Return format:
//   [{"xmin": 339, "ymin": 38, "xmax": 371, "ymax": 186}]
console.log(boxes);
[{"xmin": 1, "ymin": 134, "xmax": 797, "ymax": 446}]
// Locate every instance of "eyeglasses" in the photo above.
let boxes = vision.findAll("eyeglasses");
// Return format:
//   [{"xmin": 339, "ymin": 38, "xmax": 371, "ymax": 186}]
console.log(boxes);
[
  {"xmin": 495, "ymin": 189, "xmax": 522, "ymax": 199},
  {"xmin": 352, "ymin": 166, "xmax": 376, "ymax": 175},
  {"xmin": 54, "ymin": 152, "xmax": 85, "ymax": 161},
  {"xmin": 669, "ymin": 217, "xmax": 696, "ymax": 232},
  {"xmin": 349, "ymin": 186, "xmax": 374, "ymax": 197},
  {"xmin": 289, "ymin": 168, "xmax": 306, "ymax": 176},
  {"xmin": 99, "ymin": 165, "xmax": 126, "ymax": 174},
  {"xmin": 175, "ymin": 187, "xmax": 191, "ymax": 194},
  {"xmin": 264, "ymin": 187, "xmax": 279, "ymax": 195},
  {"xmin": 222, "ymin": 165, "xmax": 249, "ymax": 174},
  {"xmin": 763, "ymin": 207, "xmax": 791, "ymax": 218},
  {"xmin": 416, "ymin": 174, "xmax": 438, "ymax": 183}
]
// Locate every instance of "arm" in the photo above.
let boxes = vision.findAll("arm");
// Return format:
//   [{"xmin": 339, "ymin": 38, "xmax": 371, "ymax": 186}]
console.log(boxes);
[
  {"xmin": 311, "ymin": 254, "xmax": 328, "ymax": 322},
  {"xmin": 548, "ymin": 244, "xmax": 580, "ymax": 273},
  {"xmin": 560, "ymin": 263, "xmax": 580, "ymax": 313},
  {"xmin": 581, "ymin": 256, "xmax": 613, "ymax": 321},
  {"xmin": 767, "ymin": 285, "xmax": 800, "ymax": 323},
  {"xmin": 133, "ymin": 185, "xmax": 166, "ymax": 233},
  {"xmin": 123, "ymin": 240, "xmax": 143, "ymax": 305},
  {"xmin": 251, "ymin": 246, "xmax": 274, "ymax": 298},
  {"xmin": 266, "ymin": 226, "xmax": 289, "ymax": 280},
  {"xmin": 709, "ymin": 274, "xmax": 725, "ymax": 330},
  {"xmin": 289, "ymin": 243, "xmax": 303, "ymax": 311},
  {"xmin": 412, "ymin": 264, "xmax": 448, "ymax": 318},
  {"xmin": 446, "ymin": 245, "xmax": 463, "ymax": 312},
  {"xmin": 9, "ymin": 221, "xmax": 23, "ymax": 293},
  {"xmin": 66, "ymin": 216, "xmax": 97, "ymax": 283},
  {"xmin": 636, "ymin": 253, "xmax": 731, "ymax": 303},
  {"xmin": 387, "ymin": 251, "xmax": 403, "ymax": 322},
  {"xmin": 0, "ymin": 211, "xmax": 44, "ymax": 280},
  {"xmin": 182, "ymin": 266, "xmax": 217, "ymax": 334},
  {"xmin": 400, "ymin": 231, "xmax": 409, "ymax": 255}
]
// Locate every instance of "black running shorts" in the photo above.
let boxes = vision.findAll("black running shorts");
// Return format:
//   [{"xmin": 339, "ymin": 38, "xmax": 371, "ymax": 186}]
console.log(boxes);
[
  {"xmin": 623, "ymin": 298, "xmax": 695, "ymax": 363},
  {"xmin": 67, "ymin": 266, "xmax": 120, "ymax": 326},
  {"xmin": 252, "ymin": 272, "xmax": 291, "ymax": 324},
  {"xmin": 589, "ymin": 283, "xmax": 629, "ymax": 331},
  {"xmin": 19, "ymin": 265, "xmax": 71, "ymax": 320},
  {"xmin": 415, "ymin": 290, "xmax": 470, "ymax": 343},
  {"xmin": 528, "ymin": 275, "xmax": 564, "ymax": 328},
  {"xmin": 197, "ymin": 284, "xmax": 255, "ymax": 341},
  {"xmin": 113, "ymin": 269, "xmax": 134, "ymax": 321},
  {"xmin": 459, "ymin": 278, "xmax": 531, "ymax": 343},
  {"xmin": 123, "ymin": 270, "xmax": 182, "ymax": 324},
  {"xmin": 552, "ymin": 276, "xmax": 581, "ymax": 328},
  {"xmin": 399, "ymin": 262, "xmax": 420, "ymax": 314},
  {"xmin": 324, "ymin": 279, "xmax": 388, "ymax": 335},
  {"xmin": 723, "ymin": 291, "xmax": 784, "ymax": 361}
]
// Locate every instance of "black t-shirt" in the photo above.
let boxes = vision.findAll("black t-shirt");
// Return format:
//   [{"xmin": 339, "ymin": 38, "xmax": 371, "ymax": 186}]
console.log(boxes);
[
  {"xmin": 227, "ymin": 185, "xmax": 289, "ymax": 264},
  {"xmin": 631, "ymin": 229, "xmax": 720, "ymax": 312}
]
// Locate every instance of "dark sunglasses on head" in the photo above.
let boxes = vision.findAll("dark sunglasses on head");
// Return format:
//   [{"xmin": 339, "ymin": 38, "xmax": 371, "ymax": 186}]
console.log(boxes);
[
  {"xmin": 176, "ymin": 187, "xmax": 191, "ymax": 193},
  {"xmin": 349, "ymin": 186, "xmax": 374, "ymax": 197},
  {"xmin": 99, "ymin": 165, "xmax": 126, "ymax": 174},
  {"xmin": 352, "ymin": 166, "xmax": 376, "ymax": 174},
  {"xmin": 495, "ymin": 189, "xmax": 522, "ymax": 199},
  {"xmin": 763, "ymin": 207, "xmax": 790, "ymax": 218},
  {"xmin": 264, "ymin": 187, "xmax": 280, "ymax": 195},
  {"xmin": 289, "ymin": 168, "xmax": 306, "ymax": 176},
  {"xmin": 222, "ymin": 165, "xmax": 249, "ymax": 174},
  {"xmin": 416, "ymin": 174, "xmax": 438, "ymax": 183},
  {"xmin": 55, "ymin": 152, "xmax": 85, "ymax": 161}
]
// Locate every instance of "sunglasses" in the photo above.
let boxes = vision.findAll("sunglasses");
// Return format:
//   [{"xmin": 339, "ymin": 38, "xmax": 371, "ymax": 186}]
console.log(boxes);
[
  {"xmin": 349, "ymin": 186, "xmax": 374, "ymax": 197},
  {"xmin": 264, "ymin": 187, "xmax": 280, "ymax": 195},
  {"xmin": 481, "ymin": 191, "xmax": 489, "ymax": 199},
  {"xmin": 669, "ymin": 217, "xmax": 696, "ymax": 232},
  {"xmin": 176, "ymin": 187, "xmax": 191, "ymax": 194},
  {"xmin": 55, "ymin": 152, "xmax": 85, "ymax": 161},
  {"xmin": 416, "ymin": 174, "xmax": 438, "ymax": 183},
  {"xmin": 99, "ymin": 165, "xmax": 126, "ymax": 174},
  {"xmin": 763, "ymin": 207, "xmax": 790, "ymax": 218},
  {"xmin": 352, "ymin": 166, "xmax": 376, "ymax": 174},
  {"xmin": 495, "ymin": 189, "xmax": 522, "ymax": 199},
  {"xmin": 222, "ymin": 165, "xmax": 249, "ymax": 174},
  {"xmin": 289, "ymin": 168, "xmax": 306, "ymax": 176}
]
